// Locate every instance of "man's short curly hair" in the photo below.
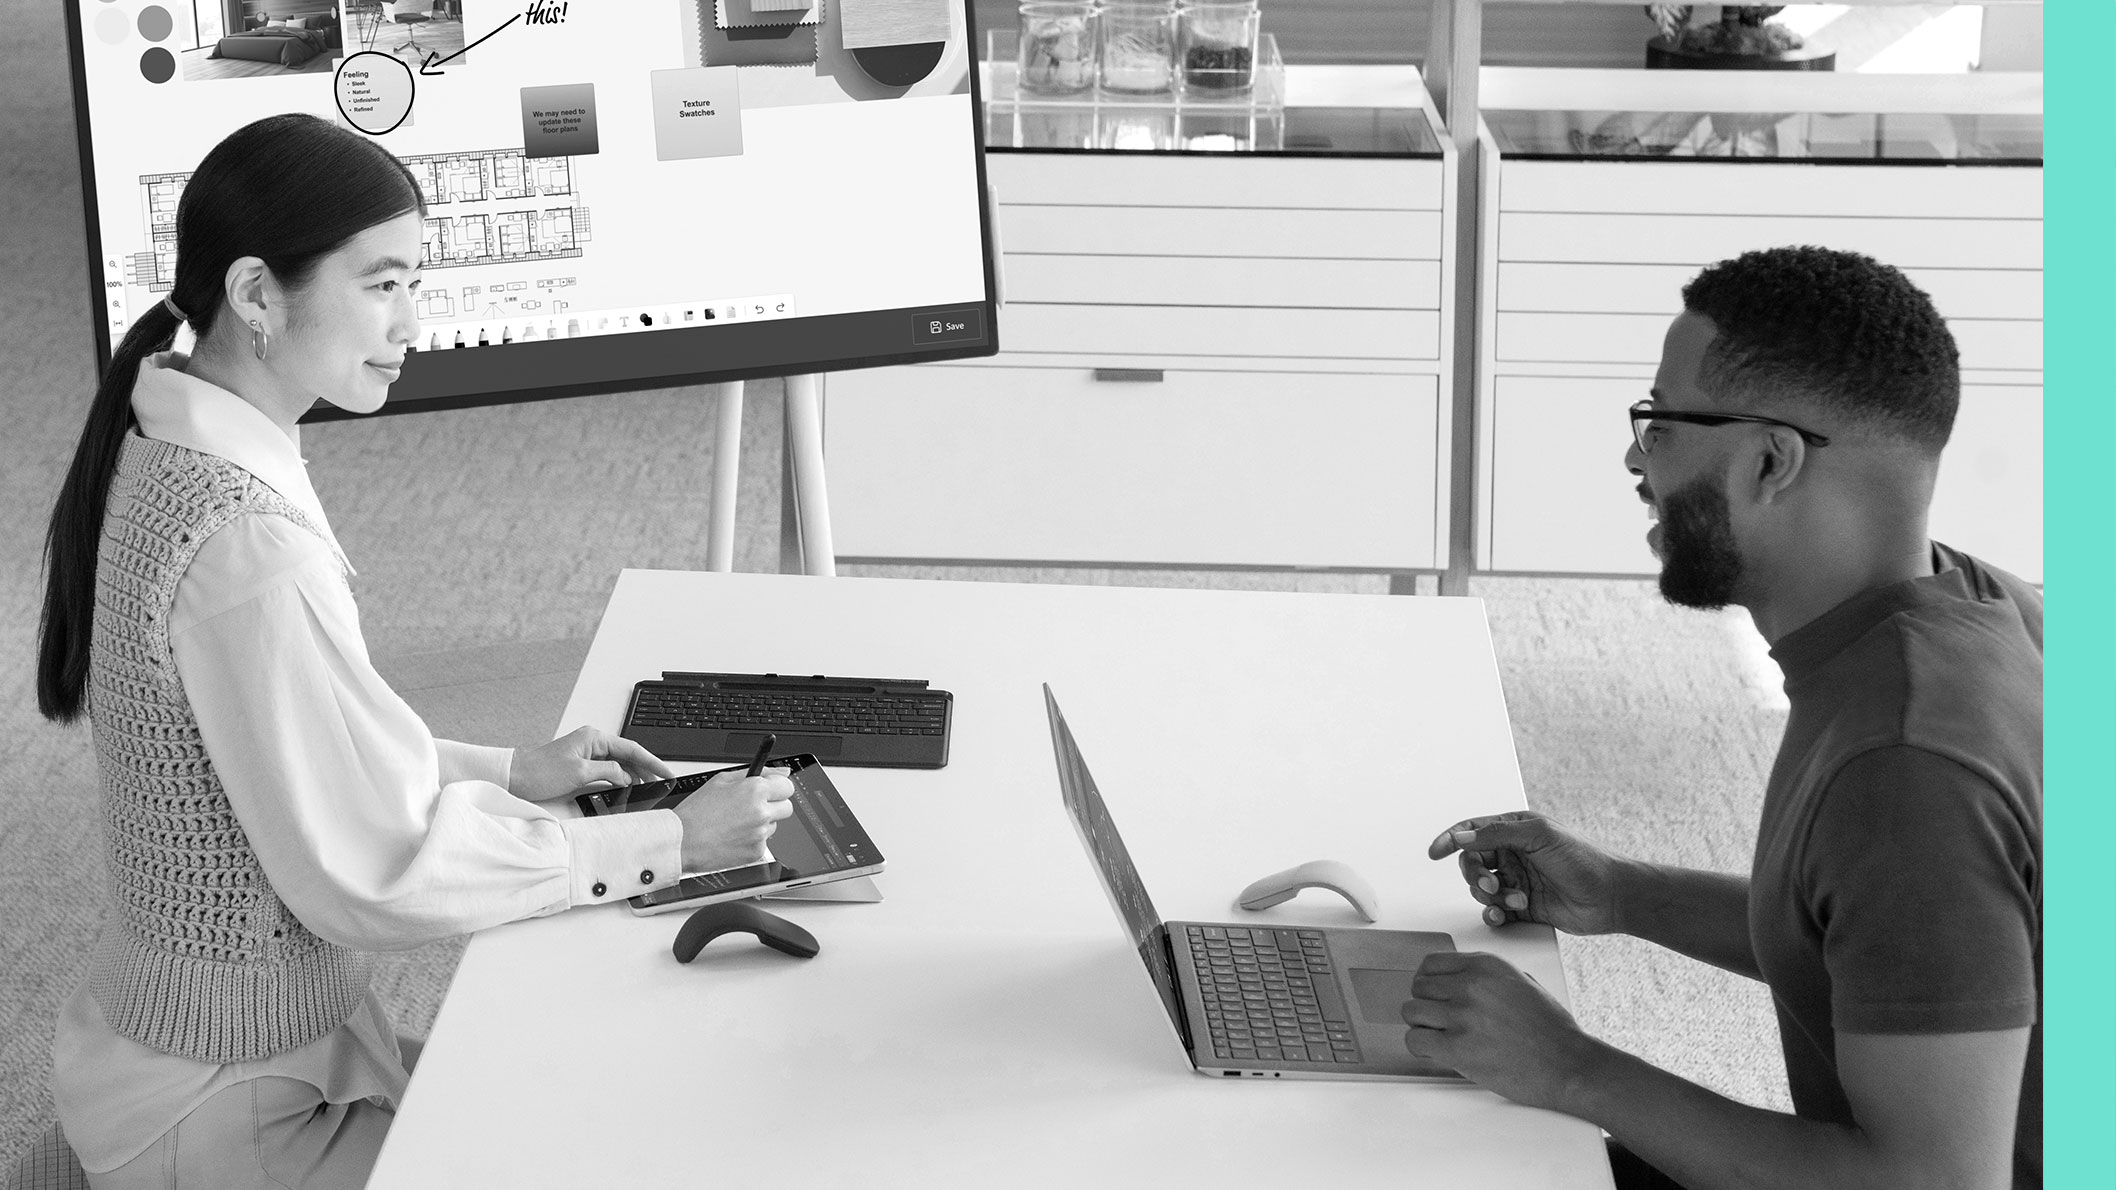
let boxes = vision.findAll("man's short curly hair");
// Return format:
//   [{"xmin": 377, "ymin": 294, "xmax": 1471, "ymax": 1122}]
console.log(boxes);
[{"xmin": 1682, "ymin": 246, "xmax": 1958, "ymax": 454}]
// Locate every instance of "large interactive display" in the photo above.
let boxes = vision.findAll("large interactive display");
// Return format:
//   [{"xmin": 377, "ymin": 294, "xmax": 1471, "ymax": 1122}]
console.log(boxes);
[{"xmin": 65, "ymin": 0, "xmax": 998, "ymax": 416}]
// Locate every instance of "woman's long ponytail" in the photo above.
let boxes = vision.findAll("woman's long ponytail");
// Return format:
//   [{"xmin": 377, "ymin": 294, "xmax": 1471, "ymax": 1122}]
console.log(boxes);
[{"xmin": 35, "ymin": 301, "xmax": 190, "ymax": 721}]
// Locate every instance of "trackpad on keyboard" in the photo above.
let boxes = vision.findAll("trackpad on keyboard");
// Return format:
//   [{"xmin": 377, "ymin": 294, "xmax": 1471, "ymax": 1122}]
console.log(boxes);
[
  {"xmin": 728, "ymin": 732, "xmax": 842, "ymax": 758},
  {"xmin": 1348, "ymin": 967, "xmax": 1422, "ymax": 1026}
]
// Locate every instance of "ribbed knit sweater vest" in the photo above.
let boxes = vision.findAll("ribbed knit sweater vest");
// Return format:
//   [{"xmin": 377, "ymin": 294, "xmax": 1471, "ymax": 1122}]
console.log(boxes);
[{"xmin": 86, "ymin": 433, "xmax": 373, "ymax": 1062}]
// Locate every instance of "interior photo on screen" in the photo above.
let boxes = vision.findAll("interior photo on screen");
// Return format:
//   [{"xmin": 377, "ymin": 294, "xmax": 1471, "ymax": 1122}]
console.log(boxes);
[{"xmin": 65, "ymin": 0, "xmax": 997, "ymax": 416}]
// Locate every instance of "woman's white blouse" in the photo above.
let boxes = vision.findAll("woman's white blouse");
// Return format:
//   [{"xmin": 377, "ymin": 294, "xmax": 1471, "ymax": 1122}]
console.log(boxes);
[{"xmin": 54, "ymin": 355, "xmax": 683, "ymax": 1172}]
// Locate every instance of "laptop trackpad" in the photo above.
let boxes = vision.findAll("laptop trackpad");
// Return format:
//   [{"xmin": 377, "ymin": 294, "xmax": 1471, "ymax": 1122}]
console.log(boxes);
[
  {"xmin": 728, "ymin": 732, "xmax": 842, "ymax": 758},
  {"xmin": 1347, "ymin": 968, "xmax": 1422, "ymax": 1026}
]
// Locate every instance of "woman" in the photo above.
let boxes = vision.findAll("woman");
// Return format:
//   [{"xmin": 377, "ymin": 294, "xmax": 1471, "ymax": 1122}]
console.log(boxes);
[{"xmin": 35, "ymin": 113, "xmax": 791, "ymax": 1189}]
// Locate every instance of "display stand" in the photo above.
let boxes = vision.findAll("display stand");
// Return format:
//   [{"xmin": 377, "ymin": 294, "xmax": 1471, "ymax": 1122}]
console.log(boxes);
[{"xmin": 705, "ymin": 375, "xmax": 837, "ymax": 578}]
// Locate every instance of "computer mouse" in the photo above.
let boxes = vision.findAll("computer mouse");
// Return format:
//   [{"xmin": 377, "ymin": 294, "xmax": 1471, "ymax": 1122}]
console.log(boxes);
[
  {"xmin": 672, "ymin": 901, "xmax": 821, "ymax": 962},
  {"xmin": 1236, "ymin": 860, "xmax": 1380, "ymax": 924}
]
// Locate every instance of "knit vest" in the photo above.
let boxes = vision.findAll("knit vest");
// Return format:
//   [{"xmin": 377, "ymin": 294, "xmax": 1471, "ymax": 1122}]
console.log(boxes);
[{"xmin": 85, "ymin": 433, "xmax": 374, "ymax": 1062}]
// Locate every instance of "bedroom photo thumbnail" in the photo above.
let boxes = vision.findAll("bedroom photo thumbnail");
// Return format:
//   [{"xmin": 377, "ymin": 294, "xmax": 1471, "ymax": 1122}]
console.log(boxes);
[{"xmin": 179, "ymin": 2, "xmax": 344, "ymax": 82}]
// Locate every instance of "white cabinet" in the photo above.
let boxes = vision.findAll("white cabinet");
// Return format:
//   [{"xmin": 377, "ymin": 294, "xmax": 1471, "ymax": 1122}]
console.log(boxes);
[
  {"xmin": 1477, "ymin": 152, "xmax": 2043, "ymax": 581},
  {"xmin": 827, "ymin": 137, "xmax": 1455, "ymax": 571},
  {"xmin": 827, "ymin": 366, "xmax": 1440, "ymax": 568}
]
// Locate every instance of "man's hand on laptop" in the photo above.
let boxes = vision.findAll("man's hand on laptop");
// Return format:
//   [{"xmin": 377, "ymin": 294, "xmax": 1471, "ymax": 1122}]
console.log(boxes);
[
  {"xmin": 1428, "ymin": 811, "xmax": 1623, "ymax": 935},
  {"xmin": 1399, "ymin": 951, "xmax": 1607, "ymax": 1113},
  {"xmin": 677, "ymin": 768, "xmax": 796, "ymax": 873}
]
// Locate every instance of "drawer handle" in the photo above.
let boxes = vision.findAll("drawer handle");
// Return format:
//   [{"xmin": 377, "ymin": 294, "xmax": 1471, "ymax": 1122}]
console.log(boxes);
[{"xmin": 1091, "ymin": 368, "xmax": 1164, "ymax": 383}]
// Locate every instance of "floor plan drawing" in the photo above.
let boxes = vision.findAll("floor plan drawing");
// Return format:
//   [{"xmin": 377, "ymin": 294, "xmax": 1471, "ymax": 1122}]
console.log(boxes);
[
  {"xmin": 133, "ymin": 148, "xmax": 590, "ymax": 294},
  {"xmin": 126, "ymin": 172, "xmax": 186, "ymax": 291},
  {"xmin": 404, "ymin": 148, "xmax": 589, "ymax": 270}
]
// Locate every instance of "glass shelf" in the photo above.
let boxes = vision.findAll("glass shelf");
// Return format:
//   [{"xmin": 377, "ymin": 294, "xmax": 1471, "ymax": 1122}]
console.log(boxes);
[
  {"xmin": 1486, "ymin": 108, "xmax": 2042, "ymax": 163},
  {"xmin": 984, "ymin": 28, "xmax": 1286, "ymax": 151},
  {"xmin": 980, "ymin": 33, "xmax": 1440, "ymax": 156}
]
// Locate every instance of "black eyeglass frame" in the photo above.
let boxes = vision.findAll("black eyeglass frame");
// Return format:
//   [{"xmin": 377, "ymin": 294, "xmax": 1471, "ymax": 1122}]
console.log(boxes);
[{"xmin": 1628, "ymin": 400, "xmax": 1831, "ymax": 454}]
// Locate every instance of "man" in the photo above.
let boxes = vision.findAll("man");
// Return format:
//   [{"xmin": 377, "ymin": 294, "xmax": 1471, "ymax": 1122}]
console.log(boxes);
[{"xmin": 1411, "ymin": 246, "xmax": 2040, "ymax": 1190}]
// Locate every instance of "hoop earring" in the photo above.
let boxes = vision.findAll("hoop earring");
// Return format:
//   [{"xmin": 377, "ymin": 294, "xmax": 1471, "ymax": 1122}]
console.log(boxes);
[{"xmin": 249, "ymin": 319, "xmax": 269, "ymax": 363}]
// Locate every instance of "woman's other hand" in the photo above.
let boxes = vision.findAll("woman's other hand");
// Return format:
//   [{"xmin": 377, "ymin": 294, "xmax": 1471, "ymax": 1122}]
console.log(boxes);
[{"xmin": 509, "ymin": 726, "xmax": 675, "ymax": 802}]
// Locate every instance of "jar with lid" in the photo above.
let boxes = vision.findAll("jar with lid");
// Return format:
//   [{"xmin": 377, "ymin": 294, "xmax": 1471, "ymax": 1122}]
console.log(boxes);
[
  {"xmin": 1097, "ymin": 0, "xmax": 1177, "ymax": 96},
  {"xmin": 1177, "ymin": 0, "xmax": 1260, "ymax": 96},
  {"xmin": 1017, "ymin": 1, "xmax": 1097, "ymax": 96}
]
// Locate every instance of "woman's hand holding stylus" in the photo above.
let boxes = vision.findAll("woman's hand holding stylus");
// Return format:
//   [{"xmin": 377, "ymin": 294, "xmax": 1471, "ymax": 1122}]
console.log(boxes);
[{"xmin": 676, "ymin": 768, "xmax": 796, "ymax": 874}]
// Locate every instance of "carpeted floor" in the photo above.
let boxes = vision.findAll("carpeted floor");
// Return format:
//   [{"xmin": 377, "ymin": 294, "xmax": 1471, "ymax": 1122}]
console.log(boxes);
[{"xmin": 0, "ymin": 0, "xmax": 1790, "ymax": 1169}]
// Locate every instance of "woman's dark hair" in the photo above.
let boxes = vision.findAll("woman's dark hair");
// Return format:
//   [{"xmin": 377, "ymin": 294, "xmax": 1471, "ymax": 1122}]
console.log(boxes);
[{"xmin": 37, "ymin": 113, "xmax": 426, "ymax": 722}]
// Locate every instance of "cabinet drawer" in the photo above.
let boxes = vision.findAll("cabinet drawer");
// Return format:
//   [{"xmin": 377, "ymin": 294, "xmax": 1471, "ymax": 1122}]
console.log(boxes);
[
  {"xmin": 1500, "ymin": 160, "xmax": 2040, "ymax": 220},
  {"xmin": 827, "ymin": 365, "xmax": 1442, "ymax": 569},
  {"xmin": 1498, "ymin": 211, "xmax": 2039, "ymax": 271},
  {"xmin": 1495, "ymin": 262, "xmax": 2043, "ymax": 322},
  {"xmin": 1483, "ymin": 377, "xmax": 2043, "ymax": 580},
  {"xmin": 1929, "ymin": 386, "xmax": 2042, "ymax": 582},
  {"xmin": 988, "ymin": 152, "xmax": 1445, "ymax": 210},
  {"xmin": 1485, "ymin": 377, "xmax": 1651, "ymax": 574},
  {"xmin": 1494, "ymin": 312, "xmax": 2040, "ymax": 373},
  {"xmin": 1005, "ymin": 255, "xmax": 1442, "ymax": 310},
  {"xmin": 1002, "ymin": 204, "xmax": 1443, "ymax": 260},
  {"xmin": 999, "ymin": 304, "xmax": 1441, "ymax": 360}
]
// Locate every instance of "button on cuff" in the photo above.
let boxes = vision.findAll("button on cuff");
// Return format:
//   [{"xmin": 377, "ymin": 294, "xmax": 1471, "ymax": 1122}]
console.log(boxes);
[
  {"xmin": 640, "ymin": 870, "xmax": 655, "ymax": 885},
  {"xmin": 591, "ymin": 881, "xmax": 607, "ymax": 898}
]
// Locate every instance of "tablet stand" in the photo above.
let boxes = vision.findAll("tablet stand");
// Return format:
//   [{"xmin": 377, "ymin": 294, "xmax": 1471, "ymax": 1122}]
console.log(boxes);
[{"xmin": 706, "ymin": 373, "xmax": 836, "ymax": 577}]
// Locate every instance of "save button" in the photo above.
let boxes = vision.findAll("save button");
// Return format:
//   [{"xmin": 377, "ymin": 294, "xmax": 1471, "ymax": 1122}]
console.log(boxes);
[{"xmin": 912, "ymin": 306, "xmax": 985, "ymax": 345}]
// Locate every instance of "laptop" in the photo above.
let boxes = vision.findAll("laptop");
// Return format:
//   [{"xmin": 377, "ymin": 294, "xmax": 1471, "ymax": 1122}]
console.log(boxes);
[{"xmin": 1043, "ymin": 684, "xmax": 1464, "ymax": 1081}]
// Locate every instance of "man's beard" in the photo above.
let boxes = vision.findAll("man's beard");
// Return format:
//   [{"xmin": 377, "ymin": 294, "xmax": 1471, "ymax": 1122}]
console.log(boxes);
[{"xmin": 1655, "ymin": 474, "xmax": 1744, "ymax": 610}]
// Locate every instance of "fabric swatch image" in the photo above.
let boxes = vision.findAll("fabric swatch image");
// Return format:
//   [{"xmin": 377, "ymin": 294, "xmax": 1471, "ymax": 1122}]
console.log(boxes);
[
  {"xmin": 718, "ymin": 0, "xmax": 823, "ymax": 28},
  {"xmin": 700, "ymin": 10, "xmax": 822, "ymax": 66},
  {"xmin": 838, "ymin": 0, "xmax": 950, "ymax": 51}
]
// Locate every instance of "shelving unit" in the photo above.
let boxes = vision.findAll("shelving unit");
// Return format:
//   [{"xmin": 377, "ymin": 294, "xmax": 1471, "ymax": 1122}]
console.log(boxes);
[
  {"xmin": 825, "ymin": 48, "xmax": 1457, "ymax": 574},
  {"xmin": 820, "ymin": 1, "xmax": 2042, "ymax": 587},
  {"xmin": 1473, "ymin": 65, "xmax": 2043, "ymax": 582}
]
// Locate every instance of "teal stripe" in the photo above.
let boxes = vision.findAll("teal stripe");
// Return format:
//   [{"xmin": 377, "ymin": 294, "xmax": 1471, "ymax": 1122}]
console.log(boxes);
[{"xmin": 2043, "ymin": 2, "xmax": 2114, "ymax": 1186}]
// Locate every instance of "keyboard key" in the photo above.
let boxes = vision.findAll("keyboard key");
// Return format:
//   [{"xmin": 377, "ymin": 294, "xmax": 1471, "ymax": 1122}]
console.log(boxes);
[{"xmin": 1311, "ymin": 975, "xmax": 1351, "ymax": 1024}]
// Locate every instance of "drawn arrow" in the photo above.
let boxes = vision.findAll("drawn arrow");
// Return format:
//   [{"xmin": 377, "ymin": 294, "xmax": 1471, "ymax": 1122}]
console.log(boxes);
[{"xmin": 421, "ymin": 13, "xmax": 520, "ymax": 76}]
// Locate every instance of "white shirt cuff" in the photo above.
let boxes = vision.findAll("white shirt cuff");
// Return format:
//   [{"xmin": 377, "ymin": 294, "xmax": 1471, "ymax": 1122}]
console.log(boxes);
[
  {"xmin": 434, "ymin": 739, "xmax": 515, "ymax": 789},
  {"xmin": 560, "ymin": 810, "xmax": 685, "ymax": 906}
]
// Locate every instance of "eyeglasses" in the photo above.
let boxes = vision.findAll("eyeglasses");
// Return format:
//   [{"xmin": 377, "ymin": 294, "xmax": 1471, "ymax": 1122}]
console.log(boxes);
[{"xmin": 1628, "ymin": 400, "xmax": 1831, "ymax": 455}]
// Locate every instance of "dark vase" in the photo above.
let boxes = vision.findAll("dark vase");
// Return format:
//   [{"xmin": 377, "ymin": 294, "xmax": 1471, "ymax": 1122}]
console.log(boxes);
[{"xmin": 1645, "ymin": 36, "xmax": 1836, "ymax": 71}]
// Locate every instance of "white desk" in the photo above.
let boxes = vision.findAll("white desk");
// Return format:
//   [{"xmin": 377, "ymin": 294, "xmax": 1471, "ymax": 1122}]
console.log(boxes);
[{"xmin": 367, "ymin": 572, "xmax": 1612, "ymax": 1188}]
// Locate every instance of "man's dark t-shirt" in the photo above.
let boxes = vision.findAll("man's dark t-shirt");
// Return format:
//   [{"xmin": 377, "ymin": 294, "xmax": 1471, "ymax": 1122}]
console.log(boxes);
[{"xmin": 1752, "ymin": 544, "xmax": 2041, "ymax": 1187}]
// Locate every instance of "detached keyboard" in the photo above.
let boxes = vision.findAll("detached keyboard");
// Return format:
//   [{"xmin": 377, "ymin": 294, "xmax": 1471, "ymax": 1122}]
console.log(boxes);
[
  {"xmin": 629, "ymin": 688, "xmax": 948, "ymax": 737},
  {"xmin": 620, "ymin": 672, "xmax": 954, "ymax": 769}
]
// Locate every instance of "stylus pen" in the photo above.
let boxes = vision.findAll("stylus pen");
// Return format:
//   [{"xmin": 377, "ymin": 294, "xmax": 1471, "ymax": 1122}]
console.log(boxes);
[{"xmin": 747, "ymin": 733, "xmax": 777, "ymax": 778}]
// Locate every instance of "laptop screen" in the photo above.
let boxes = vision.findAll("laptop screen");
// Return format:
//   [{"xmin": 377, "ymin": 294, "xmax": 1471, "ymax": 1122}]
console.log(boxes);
[{"xmin": 1042, "ymin": 686, "xmax": 1185, "ymax": 1040}]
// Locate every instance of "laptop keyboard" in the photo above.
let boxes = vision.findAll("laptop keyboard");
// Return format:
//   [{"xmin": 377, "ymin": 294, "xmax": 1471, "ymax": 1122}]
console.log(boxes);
[
  {"xmin": 629, "ymin": 688, "xmax": 948, "ymax": 738},
  {"xmin": 1184, "ymin": 925, "xmax": 1363, "ymax": 1065}
]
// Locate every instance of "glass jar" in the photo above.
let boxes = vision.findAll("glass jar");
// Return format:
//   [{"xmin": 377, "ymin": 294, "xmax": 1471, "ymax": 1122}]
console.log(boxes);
[
  {"xmin": 1017, "ymin": 1, "xmax": 1097, "ymax": 97},
  {"xmin": 1177, "ymin": 0, "xmax": 1260, "ymax": 96},
  {"xmin": 1097, "ymin": 1, "xmax": 1177, "ymax": 97},
  {"xmin": 1098, "ymin": 108, "xmax": 1176, "ymax": 150}
]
